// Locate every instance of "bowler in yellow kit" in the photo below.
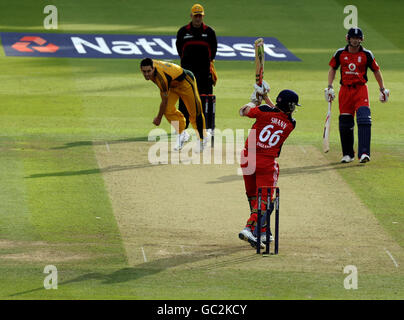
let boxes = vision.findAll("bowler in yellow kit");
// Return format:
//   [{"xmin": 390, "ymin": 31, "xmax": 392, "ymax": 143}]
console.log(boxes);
[{"xmin": 140, "ymin": 58, "xmax": 207, "ymax": 151}]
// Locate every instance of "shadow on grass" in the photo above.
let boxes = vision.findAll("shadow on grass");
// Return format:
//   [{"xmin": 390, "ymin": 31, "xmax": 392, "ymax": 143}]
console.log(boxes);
[
  {"xmin": 25, "ymin": 163, "xmax": 167, "ymax": 178},
  {"xmin": 206, "ymin": 162, "xmax": 364, "ymax": 184},
  {"xmin": 25, "ymin": 135, "xmax": 175, "ymax": 178},
  {"xmin": 51, "ymin": 135, "xmax": 171, "ymax": 150},
  {"xmin": 8, "ymin": 244, "xmax": 257, "ymax": 297},
  {"xmin": 280, "ymin": 162, "xmax": 364, "ymax": 175}
]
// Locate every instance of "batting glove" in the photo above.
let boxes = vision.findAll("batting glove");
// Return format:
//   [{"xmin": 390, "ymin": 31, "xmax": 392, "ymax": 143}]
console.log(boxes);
[
  {"xmin": 379, "ymin": 88, "xmax": 390, "ymax": 103},
  {"xmin": 254, "ymin": 80, "xmax": 270, "ymax": 95},
  {"xmin": 250, "ymin": 89, "xmax": 263, "ymax": 106},
  {"xmin": 324, "ymin": 86, "xmax": 335, "ymax": 102},
  {"xmin": 239, "ymin": 102, "xmax": 255, "ymax": 116}
]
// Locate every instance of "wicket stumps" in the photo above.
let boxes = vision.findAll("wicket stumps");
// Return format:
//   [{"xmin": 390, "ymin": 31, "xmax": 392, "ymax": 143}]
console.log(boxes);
[{"xmin": 256, "ymin": 187, "xmax": 280, "ymax": 255}]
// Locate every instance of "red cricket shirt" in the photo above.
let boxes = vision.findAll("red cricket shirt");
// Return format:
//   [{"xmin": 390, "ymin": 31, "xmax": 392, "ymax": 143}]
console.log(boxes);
[
  {"xmin": 329, "ymin": 45, "xmax": 380, "ymax": 86},
  {"xmin": 244, "ymin": 105, "xmax": 296, "ymax": 157}
]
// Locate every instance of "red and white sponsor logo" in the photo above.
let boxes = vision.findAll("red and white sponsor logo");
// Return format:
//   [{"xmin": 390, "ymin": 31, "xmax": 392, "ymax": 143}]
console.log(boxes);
[
  {"xmin": 1, "ymin": 33, "xmax": 300, "ymax": 61},
  {"xmin": 11, "ymin": 36, "xmax": 59, "ymax": 53},
  {"xmin": 348, "ymin": 63, "xmax": 356, "ymax": 71}
]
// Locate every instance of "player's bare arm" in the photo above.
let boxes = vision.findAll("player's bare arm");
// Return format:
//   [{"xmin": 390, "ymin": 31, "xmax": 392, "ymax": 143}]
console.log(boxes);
[
  {"xmin": 373, "ymin": 69, "xmax": 385, "ymax": 90},
  {"xmin": 263, "ymin": 95, "xmax": 275, "ymax": 107},
  {"xmin": 327, "ymin": 67, "xmax": 336, "ymax": 87}
]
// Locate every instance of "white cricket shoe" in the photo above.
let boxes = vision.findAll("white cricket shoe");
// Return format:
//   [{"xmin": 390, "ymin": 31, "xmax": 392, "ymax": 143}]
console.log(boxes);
[
  {"xmin": 341, "ymin": 155, "xmax": 354, "ymax": 163},
  {"xmin": 173, "ymin": 131, "xmax": 190, "ymax": 151},
  {"xmin": 359, "ymin": 154, "xmax": 370, "ymax": 163},
  {"xmin": 238, "ymin": 228, "xmax": 265, "ymax": 249},
  {"xmin": 239, "ymin": 228, "xmax": 256, "ymax": 243}
]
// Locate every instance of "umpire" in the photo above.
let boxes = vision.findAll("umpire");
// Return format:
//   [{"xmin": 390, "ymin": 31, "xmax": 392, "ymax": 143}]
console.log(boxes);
[{"xmin": 176, "ymin": 4, "xmax": 217, "ymax": 138}]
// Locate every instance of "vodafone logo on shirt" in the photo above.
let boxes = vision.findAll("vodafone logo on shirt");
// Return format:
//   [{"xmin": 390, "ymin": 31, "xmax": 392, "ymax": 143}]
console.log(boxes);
[
  {"xmin": 1, "ymin": 32, "xmax": 301, "ymax": 61},
  {"xmin": 348, "ymin": 63, "xmax": 356, "ymax": 71},
  {"xmin": 346, "ymin": 62, "xmax": 359, "ymax": 75}
]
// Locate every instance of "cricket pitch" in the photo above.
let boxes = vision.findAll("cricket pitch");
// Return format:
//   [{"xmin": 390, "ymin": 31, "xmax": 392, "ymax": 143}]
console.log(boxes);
[{"xmin": 94, "ymin": 141, "xmax": 403, "ymax": 275}]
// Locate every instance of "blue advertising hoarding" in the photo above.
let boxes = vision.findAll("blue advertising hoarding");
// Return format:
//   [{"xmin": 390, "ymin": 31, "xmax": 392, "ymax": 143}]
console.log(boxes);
[{"xmin": 0, "ymin": 32, "xmax": 300, "ymax": 61}]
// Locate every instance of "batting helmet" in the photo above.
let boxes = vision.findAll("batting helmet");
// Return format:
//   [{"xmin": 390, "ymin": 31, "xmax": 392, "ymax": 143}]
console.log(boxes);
[
  {"xmin": 276, "ymin": 90, "xmax": 300, "ymax": 113},
  {"xmin": 347, "ymin": 27, "xmax": 363, "ymax": 40}
]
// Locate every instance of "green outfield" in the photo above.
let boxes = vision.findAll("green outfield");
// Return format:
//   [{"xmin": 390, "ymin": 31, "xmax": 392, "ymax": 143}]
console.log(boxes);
[{"xmin": 0, "ymin": 0, "xmax": 403, "ymax": 300}]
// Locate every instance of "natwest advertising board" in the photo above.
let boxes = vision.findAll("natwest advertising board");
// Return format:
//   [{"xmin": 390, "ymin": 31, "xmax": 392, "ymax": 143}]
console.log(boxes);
[{"xmin": 1, "ymin": 32, "xmax": 300, "ymax": 61}]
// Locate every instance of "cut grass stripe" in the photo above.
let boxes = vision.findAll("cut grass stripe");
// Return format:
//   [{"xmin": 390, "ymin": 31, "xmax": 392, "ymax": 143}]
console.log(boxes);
[{"xmin": 0, "ymin": 140, "xmax": 41, "ymax": 241}]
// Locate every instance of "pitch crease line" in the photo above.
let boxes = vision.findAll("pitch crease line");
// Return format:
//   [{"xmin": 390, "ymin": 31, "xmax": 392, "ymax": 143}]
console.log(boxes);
[
  {"xmin": 141, "ymin": 246, "xmax": 147, "ymax": 262},
  {"xmin": 384, "ymin": 248, "xmax": 399, "ymax": 268}
]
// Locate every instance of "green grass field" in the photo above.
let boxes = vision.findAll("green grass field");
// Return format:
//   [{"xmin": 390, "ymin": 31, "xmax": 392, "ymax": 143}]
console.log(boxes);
[{"xmin": 0, "ymin": 0, "xmax": 403, "ymax": 300}]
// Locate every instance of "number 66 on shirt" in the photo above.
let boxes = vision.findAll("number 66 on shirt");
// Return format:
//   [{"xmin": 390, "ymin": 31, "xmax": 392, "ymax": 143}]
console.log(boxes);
[
  {"xmin": 240, "ymin": 90, "xmax": 298, "ymax": 158},
  {"xmin": 258, "ymin": 125, "xmax": 283, "ymax": 148}
]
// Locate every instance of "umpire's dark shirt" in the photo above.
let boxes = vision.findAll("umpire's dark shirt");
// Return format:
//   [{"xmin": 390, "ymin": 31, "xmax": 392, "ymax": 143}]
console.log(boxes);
[{"xmin": 176, "ymin": 22, "xmax": 217, "ymax": 79}]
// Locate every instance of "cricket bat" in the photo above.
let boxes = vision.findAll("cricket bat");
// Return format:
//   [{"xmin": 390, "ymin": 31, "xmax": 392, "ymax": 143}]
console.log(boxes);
[
  {"xmin": 254, "ymin": 38, "xmax": 265, "ymax": 86},
  {"xmin": 323, "ymin": 100, "xmax": 332, "ymax": 153}
]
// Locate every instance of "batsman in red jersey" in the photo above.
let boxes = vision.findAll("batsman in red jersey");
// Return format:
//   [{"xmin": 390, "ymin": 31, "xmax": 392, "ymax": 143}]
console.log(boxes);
[
  {"xmin": 325, "ymin": 27, "xmax": 390, "ymax": 163},
  {"xmin": 238, "ymin": 82, "xmax": 299, "ymax": 249}
]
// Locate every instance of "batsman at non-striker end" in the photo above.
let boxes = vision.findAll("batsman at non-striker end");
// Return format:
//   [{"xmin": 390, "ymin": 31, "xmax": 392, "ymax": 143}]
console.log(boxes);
[{"xmin": 325, "ymin": 27, "xmax": 389, "ymax": 163}]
